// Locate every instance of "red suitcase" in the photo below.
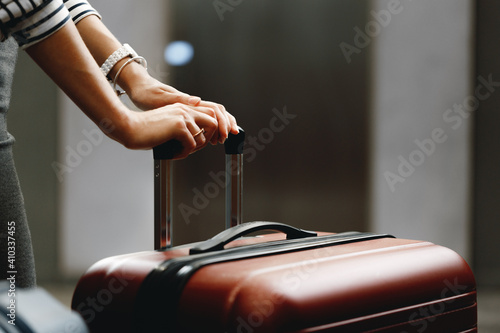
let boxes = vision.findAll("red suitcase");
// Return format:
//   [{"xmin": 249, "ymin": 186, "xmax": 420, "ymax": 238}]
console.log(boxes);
[{"xmin": 72, "ymin": 130, "xmax": 477, "ymax": 332}]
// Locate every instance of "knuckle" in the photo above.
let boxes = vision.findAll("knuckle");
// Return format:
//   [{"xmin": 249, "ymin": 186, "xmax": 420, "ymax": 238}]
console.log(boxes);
[
  {"xmin": 207, "ymin": 108, "xmax": 216, "ymax": 118},
  {"xmin": 174, "ymin": 102, "xmax": 188, "ymax": 111},
  {"xmin": 173, "ymin": 115, "xmax": 186, "ymax": 127},
  {"xmin": 177, "ymin": 109, "xmax": 189, "ymax": 119},
  {"xmin": 207, "ymin": 117, "xmax": 218, "ymax": 130}
]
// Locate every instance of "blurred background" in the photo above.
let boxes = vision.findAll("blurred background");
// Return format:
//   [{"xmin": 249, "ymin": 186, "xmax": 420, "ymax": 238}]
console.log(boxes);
[{"xmin": 7, "ymin": 0, "xmax": 499, "ymax": 330}]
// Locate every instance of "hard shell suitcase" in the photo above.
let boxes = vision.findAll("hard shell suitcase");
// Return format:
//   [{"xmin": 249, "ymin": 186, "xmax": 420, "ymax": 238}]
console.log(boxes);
[{"xmin": 72, "ymin": 130, "xmax": 477, "ymax": 332}]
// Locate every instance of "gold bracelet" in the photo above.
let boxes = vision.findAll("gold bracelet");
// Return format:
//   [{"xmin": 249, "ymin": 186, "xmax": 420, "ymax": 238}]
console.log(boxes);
[{"xmin": 112, "ymin": 56, "xmax": 148, "ymax": 96}]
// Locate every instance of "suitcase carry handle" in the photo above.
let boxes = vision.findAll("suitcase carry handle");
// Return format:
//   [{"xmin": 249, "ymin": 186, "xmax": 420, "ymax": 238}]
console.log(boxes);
[
  {"xmin": 153, "ymin": 127, "xmax": 245, "ymax": 249},
  {"xmin": 189, "ymin": 221, "xmax": 317, "ymax": 254}
]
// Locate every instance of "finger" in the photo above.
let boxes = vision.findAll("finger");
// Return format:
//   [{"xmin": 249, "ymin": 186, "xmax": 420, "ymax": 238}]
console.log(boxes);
[
  {"xmin": 186, "ymin": 105, "xmax": 219, "ymax": 144},
  {"xmin": 166, "ymin": 93, "xmax": 200, "ymax": 106},
  {"xmin": 153, "ymin": 84, "xmax": 200, "ymax": 106},
  {"xmin": 188, "ymin": 96, "xmax": 201, "ymax": 106},
  {"xmin": 215, "ymin": 104, "xmax": 230, "ymax": 143},
  {"xmin": 227, "ymin": 112, "xmax": 240, "ymax": 134},
  {"xmin": 173, "ymin": 127, "xmax": 197, "ymax": 160},
  {"xmin": 160, "ymin": 85, "xmax": 200, "ymax": 105},
  {"xmin": 195, "ymin": 118, "xmax": 217, "ymax": 148},
  {"xmin": 175, "ymin": 128, "xmax": 204, "ymax": 159},
  {"xmin": 210, "ymin": 130, "xmax": 220, "ymax": 145},
  {"xmin": 189, "ymin": 124, "xmax": 206, "ymax": 149},
  {"xmin": 199, "ymin": 101, "xmax": 229, "ymax": 143},
  {"xmin": 190, "ymin": 103, "xmax": 217, "ymax": 118},
  {"xmin": 192, "ymin": 127, "xmax": 207, "ymax": 150},
  {"xmin": 173, "ymin": 110, "xmax": 207, "ymax": 158}
]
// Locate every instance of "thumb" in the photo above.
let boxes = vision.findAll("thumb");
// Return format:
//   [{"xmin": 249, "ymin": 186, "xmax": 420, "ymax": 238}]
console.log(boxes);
[{"xmin": 158, "ymin": 89, "xmax": 200, "ymax": 106}]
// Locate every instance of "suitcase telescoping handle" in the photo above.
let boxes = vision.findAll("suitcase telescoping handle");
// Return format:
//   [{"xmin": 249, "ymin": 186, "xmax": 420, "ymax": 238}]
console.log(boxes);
[
  {"xmin": 153, "ymin": 127, "xmax": 245, "ymax": 250},
  {"xmin": 189, "ymin": 221, "xmax": 318, "ymax": 254},
  {"xmin": 224, "ymin": 127, "xmax": 245, "ymax": 230}
]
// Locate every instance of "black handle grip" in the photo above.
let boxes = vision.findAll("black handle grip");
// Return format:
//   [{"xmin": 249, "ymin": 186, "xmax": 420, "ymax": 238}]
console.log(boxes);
[
  {"xmin": 153, "ymin": 140, "xmax": 183, "ymax": 160},
  {"xmin": 153, "ymin": 126, "xmax": 245, "ymax": 160},
  {"xmin": 224, "ymin": 126, "xmax": 245, "ymax": 154},
  {"xmin": 189, "ymin": 221, "xmax": 317, "ymax": 255}
]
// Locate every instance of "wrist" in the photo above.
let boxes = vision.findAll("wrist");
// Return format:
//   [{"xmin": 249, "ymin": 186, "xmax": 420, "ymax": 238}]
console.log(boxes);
[
  {"xmin": 98, "ymin": 43, "xmax": 149, "ymax": 96},
  {"xmin": 112, "ymin": 58, "xmax": 150, "ymax": 95},
  {"xmin": 96, "ymin": 103, "xmax": 138, "ymax": 148}
]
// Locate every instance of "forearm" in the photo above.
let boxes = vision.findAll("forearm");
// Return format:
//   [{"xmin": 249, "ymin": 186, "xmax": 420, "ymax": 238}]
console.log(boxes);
[
  {"xmin": 74, "ymin": 15, "xmax": 148, "ymax": 94},
  {"xmin": 25, "ymin": 22, "xmax": 133, "ymax": 145}
]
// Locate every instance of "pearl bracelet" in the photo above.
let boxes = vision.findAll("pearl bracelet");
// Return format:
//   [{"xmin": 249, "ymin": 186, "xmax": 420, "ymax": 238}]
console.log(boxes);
[{"xmin": 112, "ymin": 56, "xmax": 148, "ymax": 96}]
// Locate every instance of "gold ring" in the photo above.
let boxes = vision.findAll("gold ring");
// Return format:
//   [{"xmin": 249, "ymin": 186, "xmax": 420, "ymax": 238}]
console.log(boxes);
[{"xmin": 193, "ymin": 128, "xmax": 205, "ymax": 138}]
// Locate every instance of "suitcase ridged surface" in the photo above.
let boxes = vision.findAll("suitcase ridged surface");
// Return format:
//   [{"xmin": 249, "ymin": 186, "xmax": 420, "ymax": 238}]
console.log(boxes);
[
  {"xmin": 176, "ymin": 237, "xmax": 475, "ymax": 332},
  {"xmin": 72, "ymin": 233, "xmax": 476, "ymax": 332}
]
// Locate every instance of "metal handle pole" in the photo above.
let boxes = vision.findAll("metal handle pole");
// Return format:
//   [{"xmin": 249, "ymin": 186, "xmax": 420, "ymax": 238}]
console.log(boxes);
[
  {"xmin": 154, "ymin": 159, "xmax": 173, "ymax": 249},
  {"xmin": 225, "ymin": 154, "xmax": 243, "ymax": 229}
]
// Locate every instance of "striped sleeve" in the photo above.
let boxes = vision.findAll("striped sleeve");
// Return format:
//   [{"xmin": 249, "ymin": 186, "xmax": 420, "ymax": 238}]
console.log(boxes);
[
  {"xmin": 0, "ymin": 0, "xmax": 70, "ymax": 49},
  {"xmin": 63, "ymin": 0, "xmax": 101, "ymax": 24},
  {"xmin": 0, "ymin": 0, "xmax": 101, "ymax": 49}
]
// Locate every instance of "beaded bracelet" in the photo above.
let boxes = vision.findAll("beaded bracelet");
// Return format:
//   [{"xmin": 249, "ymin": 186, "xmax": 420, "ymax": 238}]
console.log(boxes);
[
  {"xmin": 112, "ymin": 56, "xmax": 148, "ymax": 96},
  {"xmin": 100, "ymin": 44, "xmax": 138, "ymax": 78}
]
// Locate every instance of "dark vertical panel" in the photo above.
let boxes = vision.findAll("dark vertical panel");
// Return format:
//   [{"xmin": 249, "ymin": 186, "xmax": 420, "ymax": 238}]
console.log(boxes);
[
  {"xmin": 474, "ymin": 1, "xmax": 500, "ymax": 287},
  {"xmin": 168, "ymin": 0, "xmax": 370, "ymax": 244}
]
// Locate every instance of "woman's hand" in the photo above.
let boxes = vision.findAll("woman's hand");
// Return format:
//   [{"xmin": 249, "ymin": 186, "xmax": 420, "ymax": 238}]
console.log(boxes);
[
  {"xmin": 121, "ymin": 102, "xmax": 219, "ymax": 159},
  {"xmin": 123, "ymin": 71, "xmax": 239, "ymax": 145},
  {"xmin": 195, "ymin": 99, "xmax": 238, "ymax": 145}
]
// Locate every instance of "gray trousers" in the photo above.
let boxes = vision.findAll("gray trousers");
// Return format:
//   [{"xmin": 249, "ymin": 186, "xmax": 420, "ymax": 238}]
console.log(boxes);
[{"xmin": 0, "ymin": 38, "xmax": 36, "ymax": 288}]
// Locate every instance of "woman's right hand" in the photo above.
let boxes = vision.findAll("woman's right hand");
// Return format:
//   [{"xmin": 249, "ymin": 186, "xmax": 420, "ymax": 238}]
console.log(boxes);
[{"xmin": 116, "ymin": 103, "xmax": 219, "ymax": 159}]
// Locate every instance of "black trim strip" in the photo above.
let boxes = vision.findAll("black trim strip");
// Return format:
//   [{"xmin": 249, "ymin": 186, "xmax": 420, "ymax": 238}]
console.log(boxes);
[
  {"xmin": 16, "ymin": 14, "xmax": 69, "ymax": 47},
  {"xmin": 133, "ymin": 231, "xmax": 394, "ymax": 332},
  {"xmin": 71, "ymin": 9, "xmax": 93, "ymax": 22},
  {"xmin": 21, "ymin": 2, "xmax": 64, "ymax": 32}
]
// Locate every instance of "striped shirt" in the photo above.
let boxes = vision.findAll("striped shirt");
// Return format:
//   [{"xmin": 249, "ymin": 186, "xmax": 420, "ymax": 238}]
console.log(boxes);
[{"xmin": 0, "ymin": 0, "xmax": 101, "ymax": 49}]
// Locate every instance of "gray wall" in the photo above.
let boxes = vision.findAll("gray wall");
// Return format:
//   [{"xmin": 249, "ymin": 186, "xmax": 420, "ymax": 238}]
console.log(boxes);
[{"xmin": 370, "ymin": 0, "xmax": 473, "ymax": 260}]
